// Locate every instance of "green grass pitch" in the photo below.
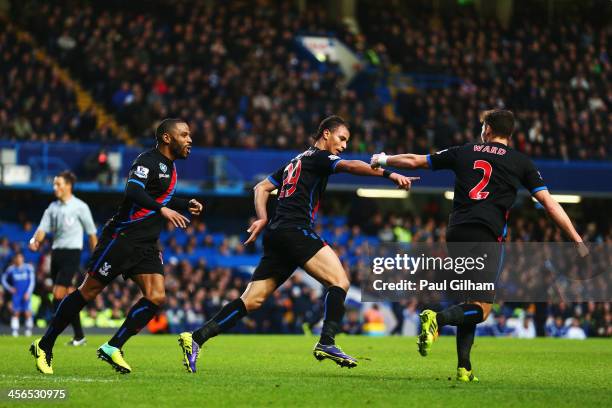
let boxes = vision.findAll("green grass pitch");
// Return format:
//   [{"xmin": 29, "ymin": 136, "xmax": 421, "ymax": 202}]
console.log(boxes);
[{"xmin": 0, "ymin": 335, "xmax": 610, "ymax": 407}]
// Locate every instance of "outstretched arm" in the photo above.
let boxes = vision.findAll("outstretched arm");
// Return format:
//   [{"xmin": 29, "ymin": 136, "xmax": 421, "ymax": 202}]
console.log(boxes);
[
  {"xmin": 370, "ymin": 153, "xmax": 430, "ymax": 170},
  {"xmin": 335, "ymin": 160, "xmax": 419, "ymax": 189},
  {"xmin": 244, "ymin": 178, "xmax": 277, "ymax": 244}
]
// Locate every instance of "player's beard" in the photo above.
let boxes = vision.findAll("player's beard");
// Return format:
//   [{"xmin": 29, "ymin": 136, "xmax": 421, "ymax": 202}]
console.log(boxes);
[{"xmin": 173, "ymin": 142, "xmax": 190, "ymax": 159}]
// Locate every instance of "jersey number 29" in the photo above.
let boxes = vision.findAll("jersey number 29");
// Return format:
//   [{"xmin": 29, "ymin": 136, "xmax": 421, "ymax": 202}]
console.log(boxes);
[
  {"xmin": 279, "ymin": 160, "xmax": 302, "ymax": 198},
  {"xmin": 469, "ymin": 160, "xmax": 492, "ymax": 200}
]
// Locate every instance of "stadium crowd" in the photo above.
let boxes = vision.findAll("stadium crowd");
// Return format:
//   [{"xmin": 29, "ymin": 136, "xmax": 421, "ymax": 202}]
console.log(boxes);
[
  {"xmin": 360, "ymin": 2, "xmax": 611, "ymax": 160},
  {"xmin": 0, "ymin": 23, "xmax": 109, "ymax": 143},
  {"xmin": 1, "ymin": 212, "xmax": 610, "ymax": 338},
  {"xmin": 8, "ymin": 1, "xmax": 609, "ymax": 160}
]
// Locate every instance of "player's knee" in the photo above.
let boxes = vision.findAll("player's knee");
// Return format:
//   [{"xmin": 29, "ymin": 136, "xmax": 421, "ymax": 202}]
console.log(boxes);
[
  {"xmin": 79, "ymin": 287, "xmax": 98, "ymax": 302},
  {"xmin": 474, "ymin": 302, "xmax": 492, "ymax": 320},
  {"xmin": 79, "ymin": 279, "xmax": 104, "ymax": 301},
  {"xmin": 147, "ymin": 293, "xmax": 166, "ymax": 306},
  {"xmin": 242, "ymin": 296, "xmax": 265, "ymax": 312},
  {"xmin": 53, "ymin": 288, "xmax": 66, "ymax": 300},
  {"xmin": 329, "ymin": 276, "xmax": 350, "ymax": 292}
]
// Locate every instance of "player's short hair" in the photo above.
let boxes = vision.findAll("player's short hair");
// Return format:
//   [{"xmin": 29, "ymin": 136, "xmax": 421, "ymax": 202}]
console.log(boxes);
[
  {"xmin": 56, "ymin": 170, "xmax": 76, "ymax": 187},
  {"xmin": 480, "ymin": 109, "xmax": 515, "ymax": 138},
  {"xmin": 155, "ymin": 118, "xmax": 186, "ymax": 143},
  {"xmin": 314, "ymin": 115, "xmax": 349, "ymax": 140}
]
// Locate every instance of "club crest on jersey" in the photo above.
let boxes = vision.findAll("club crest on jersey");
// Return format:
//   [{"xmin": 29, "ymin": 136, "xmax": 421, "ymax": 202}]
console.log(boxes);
[
  {"xmin": 98, "ymin": 262, "xmax": 111, "ymax": 277},
  {"xmin": 159, "ymin": 163, "xmax": 168, "ymax": 173},
  {"xmin": 328, "ymin": 155, "xmax": 340, "ymax": 161},
  {"xmin": 135, "ymin": 166, "xmax": 149, "ymax": 179}
]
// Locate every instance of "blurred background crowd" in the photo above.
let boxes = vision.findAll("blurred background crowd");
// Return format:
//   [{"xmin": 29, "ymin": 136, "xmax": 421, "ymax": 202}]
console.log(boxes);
[
  {"xmin": 3, "ymin": 0, "xmax": 610, "ymax": 159},
  {"xmin": 1, "ymin": 205, "xmax": 610, "ymax": 338}
]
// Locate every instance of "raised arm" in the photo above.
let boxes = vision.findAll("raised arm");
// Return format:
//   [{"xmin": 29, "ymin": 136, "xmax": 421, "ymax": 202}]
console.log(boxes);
[{"xmin": 244, "ymin": 178, "xmax": 277, "ymax": 244}]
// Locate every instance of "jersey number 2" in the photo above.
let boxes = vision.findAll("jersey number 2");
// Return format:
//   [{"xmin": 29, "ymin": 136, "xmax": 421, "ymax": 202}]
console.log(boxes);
[
  {"xmin": 279, "ymin": 160, "xmax": 302, "ymax": 198},
  {"xmin": 469, "ymin": 160, "xmax": 492, "ymax": 200}
]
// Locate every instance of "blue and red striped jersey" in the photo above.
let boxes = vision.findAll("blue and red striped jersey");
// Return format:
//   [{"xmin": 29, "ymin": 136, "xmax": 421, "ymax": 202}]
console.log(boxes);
[{"xmin": 105, "ymin": 148, "xmax": 178, "ymax": 242}]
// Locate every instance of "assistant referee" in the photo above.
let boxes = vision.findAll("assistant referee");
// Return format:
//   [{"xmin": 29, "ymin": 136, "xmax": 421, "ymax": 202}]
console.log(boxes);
[{"xmin": 29, "ymin": 171, "xmax": 98, "ymax": 346}]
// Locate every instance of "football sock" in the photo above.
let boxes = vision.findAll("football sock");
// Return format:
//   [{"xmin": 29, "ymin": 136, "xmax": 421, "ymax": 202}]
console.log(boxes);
[
  {"xmin": 436, "ymin": 304, "xmax": 484, "ymax": 327},
  {"xmin": 457, "ymin": 323, "xmax": 476, "ymax": 370},
  {"xmin": 71, "ymin": 313, "xmax": 84, "ymax": 340},
  {"xmin": 55, "ymin": 295, "xmax": 85, "ymax": 340},
  {"xmin": 319, "ymin": 286, "xmax": 347, "ymax": 345},
  {"xmin": 25, "ymin": 316, "xmax": 34, "ymax": 331},
  {"xmin": 108, "ymin": 297, "xmax": 159, "ymax": 349},
  {"xmin": 193, "ymin": 299, "xmax": 247, "ymax": 346},
  {"xmin": 11, "ymin": 316, "xmax": 19, "ymax": 333},
  {"xmin": 40, "ymin": 290, "xmax": 87, "ymax": 350}
]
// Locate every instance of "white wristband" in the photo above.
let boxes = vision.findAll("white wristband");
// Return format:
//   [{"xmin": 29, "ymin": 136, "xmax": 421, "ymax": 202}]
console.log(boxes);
[{"xmin": 378, "ymin": 153, "xmax": 388, "ymax": 166}]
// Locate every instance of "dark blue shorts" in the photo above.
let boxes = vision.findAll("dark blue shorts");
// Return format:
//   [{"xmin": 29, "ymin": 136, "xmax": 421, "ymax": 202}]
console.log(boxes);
[
  {"xmin": 86, "ymin": 231, "xmax": 163, "ymax": 286},
  {"xmin": 251, "ymin": 227, "xmax": 327, "ymax": 286}
]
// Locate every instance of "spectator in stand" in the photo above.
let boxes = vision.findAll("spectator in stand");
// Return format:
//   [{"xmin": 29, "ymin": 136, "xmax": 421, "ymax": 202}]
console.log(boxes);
[
  {"xmin": 0, "ymin": 24, "xmax": 104, "ymax": 143},
  {"xmin": 515, "ymin": 315, "xmax": 537, "ymax": 339},
  {"xmin": 547, "ymin": 316, "xmax": 568, "ymax": 337},
  {"xmin": 1, "ymin": 253, "xmax": 35, "ymax": 337},
  {"xmin": 565, "ymin": 318, "xmax": 587, "ymax": 340}
]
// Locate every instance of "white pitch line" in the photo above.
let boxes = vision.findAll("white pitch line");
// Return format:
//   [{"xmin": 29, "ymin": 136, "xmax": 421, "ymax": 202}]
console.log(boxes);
[{"xmin": 0, "ymin": 374, "xmax": 118, "ymax": 383}]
